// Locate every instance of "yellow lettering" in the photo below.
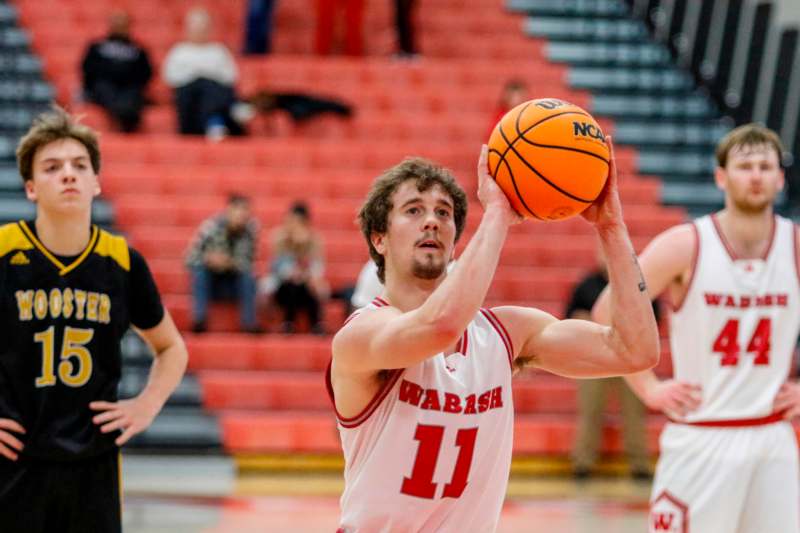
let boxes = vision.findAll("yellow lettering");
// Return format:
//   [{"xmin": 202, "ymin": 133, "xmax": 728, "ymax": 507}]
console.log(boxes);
[
  {"xmin": 34, "ymin": 289, "xmax": 47, "ymax": 320},
  {"xmin": 49, "ymin": 288, "xmax": 62, "ymax": 319},
  {"xmin": 74, "ymin": 290, "xmax": 87, "ymax": 320},
  {"xmin": 86, "ymin": 292, "xmax": 99, "ymax": 322},
  {"xmin": 62, "ymin": 288, "xmax": 74, "ymax": 319},
  {"xmin": 98, "ymin": 294, "xmax": 111, "ymax": 324},
  {"xmin": 15, "ymin": 290, "xmax": 33, "ymax": 321}
]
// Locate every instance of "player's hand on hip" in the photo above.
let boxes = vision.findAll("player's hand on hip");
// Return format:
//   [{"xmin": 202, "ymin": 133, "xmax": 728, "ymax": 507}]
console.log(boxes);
[
  {"xmin": 645, "ymin": 380, "xmax": 702, "ymax": 418},
  {"xmin": 773, "ymin": 382, "xmax": 800, "ymax": 419},
  {"xmin": 477, "ymin": 144, "xmax": 522, "ymax": 226},
  {"xmin": 90, "ymin": 396, "xmax": 161, "ymax": 446},
  {"xmin": 581, "ymin": 136, "xmax": 624, "ymax": 230},
  {"xmin": 0, "ymin": 418, "xmax": 25, "ymax": 461}
]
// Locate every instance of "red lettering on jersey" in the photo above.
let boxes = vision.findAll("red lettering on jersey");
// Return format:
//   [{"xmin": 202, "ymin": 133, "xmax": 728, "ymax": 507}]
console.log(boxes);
[
  {"xmin": 399, "ymin": 380, "xmax": 423, "ymax": 406},
  {"xmin": 757, "ymin": 294, "xmax": 773, "ymax": 306},
  {"xmin": 420, "ymin": 389, "xmax": 442, "ymax": 411},
  {"xmin": 740, "ymin": 296, "xmax": 751, "ymax": 308},
  {"xmin": 778, "ymin": 294, "xmax": 788, "ymax": 306},
  {"xmin": 704, "ymin": 293, "xmax": 722, "ymax": 306},
  {"xmin": 477, "ymin": 391, "xmax": 491, "ymax": 413},
  {"xmin": 724, "ymin": 295, "xmax": 736, "ymax": 307},
  {"xmin": 463, "ymin": 394, "xmax": 477, "ymax": 414},
  {"xmin": 443, "ymin": 393, "xmax": 463, "ymax": 413},
  {"xmin": 652, "ymin": 513, "xmax": 674, "ymax": 530},
  {"xmin": 489, "ymin": 387, "xmax": 503, "ymax": 409}
]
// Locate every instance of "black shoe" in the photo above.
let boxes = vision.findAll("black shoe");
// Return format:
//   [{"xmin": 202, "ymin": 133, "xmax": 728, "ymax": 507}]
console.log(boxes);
[
  {"xmin": 241, "ymin": 325, "xmax": 266, "ymax": 334},
  {"xmin": 191, "ymin": 321, "xmax": 207, "ymax": 334},
  {"xmin": 572, "ymin": 468, "xmax": 591, "ymax": 481},
  {"xmin": 310, "ymin": 323, "xmax": 326, "ymax": 336},
  {"xmin": 631, "ymin": 469, "xmax": 653, "ymax": 482},
  {"xmin": 280, "ymin": 322, "xmax": 295, "ymax": 334}
]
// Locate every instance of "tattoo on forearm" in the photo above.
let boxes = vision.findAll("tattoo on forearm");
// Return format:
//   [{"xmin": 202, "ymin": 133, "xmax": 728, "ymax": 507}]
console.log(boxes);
[{"xmin": 633, "ymin": 253, "xmax": 647, "ymax": 292}]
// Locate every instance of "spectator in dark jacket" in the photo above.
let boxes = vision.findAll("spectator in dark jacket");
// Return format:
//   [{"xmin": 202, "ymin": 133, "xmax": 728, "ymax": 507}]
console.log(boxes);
[
  {"xmin": 185, "ymin": 194, "xmax": 262, "ymax": 333},
  {"xmin": 81, "ymin": 10, "xmax": 152, "ymax": 132}
]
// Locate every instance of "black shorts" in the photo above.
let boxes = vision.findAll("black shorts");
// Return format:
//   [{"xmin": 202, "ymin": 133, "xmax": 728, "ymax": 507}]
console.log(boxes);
[{"xmin": 0, "ymin": 449, "xmax": 121, "ymax": 533}]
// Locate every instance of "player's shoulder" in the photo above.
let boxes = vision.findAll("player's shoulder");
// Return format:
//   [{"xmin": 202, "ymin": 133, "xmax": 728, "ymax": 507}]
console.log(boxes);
[
  {"xmin": 643, "ymin": 222, "xmax": 697, "ymax": 257},
  {"xmin": 332, "ymin": 302, "xmax": 398, "ymax": 354},
  {"xmin": 93, "ymin": 227, "xmax": 131, "ymax": 271},
  {"xmin": 0, "ymin": 221, "xmax": 31, "ymax": 259}
]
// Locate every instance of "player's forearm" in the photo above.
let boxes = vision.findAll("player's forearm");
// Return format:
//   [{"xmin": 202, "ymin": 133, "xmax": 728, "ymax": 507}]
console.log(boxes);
[
  {"xmin": 419, "ymin": 207, "xmax": 509, "ymax": 341},
  {"xmin": 623, "ymin": 369, "xmax": 660, "ymax": 403},
  {"xmin": 138, "ymin": 341, "xmax": 188, "ymax": 412},
  {"xmin": 600, "ymin": 223, "xmax": 659, "ymax": 370}
]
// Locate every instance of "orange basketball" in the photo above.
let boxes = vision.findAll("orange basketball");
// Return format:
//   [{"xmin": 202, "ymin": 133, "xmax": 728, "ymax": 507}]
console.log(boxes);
[{"xmin": 487, "ymin": 98, "xmax": 610, "ymax": 221}]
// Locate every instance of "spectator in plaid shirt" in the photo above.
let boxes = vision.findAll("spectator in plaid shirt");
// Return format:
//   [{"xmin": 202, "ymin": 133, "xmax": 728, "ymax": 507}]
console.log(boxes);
[{"xmin": 185, "ymin": 194, "xmax": 263, "ymax": 333}]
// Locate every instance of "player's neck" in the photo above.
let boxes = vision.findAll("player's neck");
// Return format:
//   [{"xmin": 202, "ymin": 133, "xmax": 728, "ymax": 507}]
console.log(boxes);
[
  {"xmin": 715, "ymin": 208, "xmax": 774, "ymax": 259},
  {"xmin": 383, "ymin": 274, "xmax": 442, "ymax": 312},
  {"xmin": 34, "ymin": 211, "xmax": 92, "ymax": 256}
]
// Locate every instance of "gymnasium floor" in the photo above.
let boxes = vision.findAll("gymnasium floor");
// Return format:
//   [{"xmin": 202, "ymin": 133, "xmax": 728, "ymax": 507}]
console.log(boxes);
[{"xmin": 122, "ymin": 456, "xmax": 651, "ymax": 532}]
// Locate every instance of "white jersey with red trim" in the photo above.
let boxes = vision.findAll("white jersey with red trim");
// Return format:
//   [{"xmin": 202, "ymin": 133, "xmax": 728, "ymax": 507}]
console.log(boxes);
[
  {"xmin": 327, "ymin": 299, "xmax": 515, "ymax": 533},
  {"xmin": 669, "ymin": 214, "xmax": 800, "ymax": 423}
]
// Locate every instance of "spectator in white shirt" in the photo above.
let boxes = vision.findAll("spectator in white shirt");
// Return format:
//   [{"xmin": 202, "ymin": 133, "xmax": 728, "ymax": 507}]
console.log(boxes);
[{"xmin": 163, "ymin": 8, "xmax": 251, "ymax": 138}]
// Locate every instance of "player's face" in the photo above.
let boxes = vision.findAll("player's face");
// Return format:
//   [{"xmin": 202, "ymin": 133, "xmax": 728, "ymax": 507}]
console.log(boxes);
[
  {"xmin": 716, "ymin": 143, "xmax": 784, "ymax": 214},
  {"xmin": 25, "ymin": 138, "xmax": 100, "ymax": 215},
  {"xmin": 377, "ymin": 180, "xmax": 456, "ymax": 282}
]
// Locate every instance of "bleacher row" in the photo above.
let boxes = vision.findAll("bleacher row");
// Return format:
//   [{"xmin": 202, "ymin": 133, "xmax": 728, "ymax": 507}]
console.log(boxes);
[{"xmin": 8, "ymin": 0, "xmax": 709, "ymax": 462}]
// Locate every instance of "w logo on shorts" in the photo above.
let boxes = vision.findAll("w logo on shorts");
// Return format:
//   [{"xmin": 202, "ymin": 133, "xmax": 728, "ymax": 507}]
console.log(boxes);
[{"xmin": 650, "ymin": 490, "xmax": 688, "ymax": 533}]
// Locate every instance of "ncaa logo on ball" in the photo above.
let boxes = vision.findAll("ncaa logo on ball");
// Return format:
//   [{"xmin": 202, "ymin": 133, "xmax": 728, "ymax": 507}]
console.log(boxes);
[
  {"xmin": 649, "ymin": 491, "xmax": 688, "ymax": 533},
  {"xmin": 572, "ymin": 121, "xmax": 605, "ymax": 142}
]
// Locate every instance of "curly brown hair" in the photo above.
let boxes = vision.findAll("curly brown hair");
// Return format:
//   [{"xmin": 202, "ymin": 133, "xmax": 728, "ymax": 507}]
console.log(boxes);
[
  {"xmin": 16, "ymin": 106, "xmax": 100, "ymax": 183},
  {"xmin": 358, "ymin": 157, "xmax": 468, "ymax": 283}
]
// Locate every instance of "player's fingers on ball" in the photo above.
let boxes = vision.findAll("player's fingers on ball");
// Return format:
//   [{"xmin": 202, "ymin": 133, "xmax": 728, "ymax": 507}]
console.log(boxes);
[
  {"xmin": 0, "ymin": 431, "xmax": 24, "ymax": 451},
  {"xmin": 0, "ymin": 419, "xmax": 25, "ymax": 434}
]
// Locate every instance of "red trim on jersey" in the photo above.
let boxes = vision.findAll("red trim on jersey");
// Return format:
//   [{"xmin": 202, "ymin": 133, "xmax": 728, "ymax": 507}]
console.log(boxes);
[
  {"xmin": 673, "ymin": 410, "xmax": 786, "ymax": 427},
  {"xmin": 672, "ymin": 223, "xmax": 700, "ymax": 313},
  {"xmin": 373, "ymin": 297, "xmax": 389, "ymax": 307},
  {"xmin": 794, "ymin": 225, "xmax": 800, "ymax": 286},
  {"xmin": 711, "ymin": 213, "xmax": 776, "ymax": 261},
  {"xmin": 342, "ymin": 310, "xmax": 361, "ymax": 327},
  {"xmin": 460, "ymin": 329, "xmax": 469, "ymax": 356},
  {"xmin": 480, "ymin": 308, "xmax": 514, "ymax": 369},
  {"xmin": 326, "ymin": 362, "xmax": 404, "ymax": 429}
]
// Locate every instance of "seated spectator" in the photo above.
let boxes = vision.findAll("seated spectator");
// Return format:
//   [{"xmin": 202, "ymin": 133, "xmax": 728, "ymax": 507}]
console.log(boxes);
[
  {"xmin": 185, "ymin": 194, "xmax": 262, "ymax": 334},
  {"xmin": 81, "ymin": 10, "xmax": 152, "ymax": 132},
  {"xmin": 163, "ymin": 8, "xmax": 253, "ymax": 138},
  {"xmin": 262, "ymin": 202, "xmax": 328, "ymax": 334}
]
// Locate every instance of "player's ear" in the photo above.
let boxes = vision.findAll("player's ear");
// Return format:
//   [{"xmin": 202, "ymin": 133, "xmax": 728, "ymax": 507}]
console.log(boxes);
[
  {"xmin": 93, "ymin": 175, "xmax": 101, "ymax": 197},
  {"xmin": 713, "ymin": 166, "xmax": 726, "ymax": 191},
  {"xmin": 371, "ymin": 232, "xmax": 386, "ymax": 255},
  {"xmin": 24, "ymin": 179, "xmax": 37, "ymax": 202}
]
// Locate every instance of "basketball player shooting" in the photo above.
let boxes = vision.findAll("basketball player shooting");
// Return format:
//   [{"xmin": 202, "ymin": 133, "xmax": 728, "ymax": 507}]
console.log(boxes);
[
  {"xmin": 327, "ymin": 138, "xmax": 660, "ymax": 532},
  {"xmin": 594, "ymin": 124, "xmax": 800, "ymax": 533}
]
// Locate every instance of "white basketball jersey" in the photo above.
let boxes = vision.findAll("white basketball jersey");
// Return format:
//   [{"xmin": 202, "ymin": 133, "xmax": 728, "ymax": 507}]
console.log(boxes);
[
  {"xmin": 327, "ymin": 298, "xmax": 515, "ymax": 533},
  {"xmin": 669, "ymin": 214, "xmax": 800, "ymax": 422}
]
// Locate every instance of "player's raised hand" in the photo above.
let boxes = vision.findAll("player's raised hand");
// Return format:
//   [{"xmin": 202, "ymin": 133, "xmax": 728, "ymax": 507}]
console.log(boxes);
[
  {"xmin": 645, "ymin": 380, "xmax": 702, "ymax": 418},
  {"xmin": 581, "ymin": 136, "xmax": 624, "ymax": 230},
  {"xmin": 90, "ymin": 396, "xmax": 161, "ymax": 446},
  {"xmin": 477, "ymin": 144, "xmax": 522, "ymax": 226},
  {"xmin": 773, "ymin": 382, "xmax": 800, "ymax": 419},
  {"xmin": 0, "ymin": 418, "xmax": 25, "ymax": 461}
]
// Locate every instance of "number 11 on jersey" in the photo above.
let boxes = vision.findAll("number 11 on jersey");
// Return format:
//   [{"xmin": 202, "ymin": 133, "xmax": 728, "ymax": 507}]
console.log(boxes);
[{"xmin": 401, "ymin": 424, "xmax": 478, "ymax": 499}]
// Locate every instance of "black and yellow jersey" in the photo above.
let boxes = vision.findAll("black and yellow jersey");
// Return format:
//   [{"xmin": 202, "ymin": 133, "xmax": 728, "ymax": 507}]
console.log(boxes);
[{"xmin": 0, "ymin": 220, "xmax": 164, "ymax": 461}]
